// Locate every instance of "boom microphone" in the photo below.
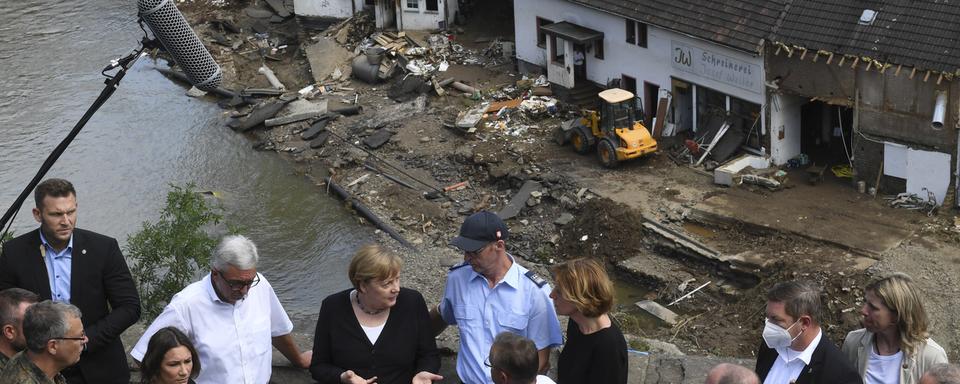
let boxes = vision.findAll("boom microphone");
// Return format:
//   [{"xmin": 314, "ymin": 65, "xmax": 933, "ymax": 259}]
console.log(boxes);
[{"xmin": 137, "ymin": 0, "xmax": 222, "ymax": 91}]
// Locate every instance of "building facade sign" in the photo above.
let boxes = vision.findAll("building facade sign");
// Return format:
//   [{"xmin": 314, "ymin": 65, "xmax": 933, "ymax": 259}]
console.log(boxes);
[{"xmin": 671, "ymin": 41, "xmax": 761, "ymax": 93}]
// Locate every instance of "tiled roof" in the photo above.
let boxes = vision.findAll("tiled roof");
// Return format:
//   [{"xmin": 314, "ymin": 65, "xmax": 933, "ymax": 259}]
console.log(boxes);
[
  {"xmin": 566, "ymin": 0, "xmax": 789, "ymax": 53},
  {"xmin": 772, "ymin": 0, "xmax": 960, "ymax": 74}
]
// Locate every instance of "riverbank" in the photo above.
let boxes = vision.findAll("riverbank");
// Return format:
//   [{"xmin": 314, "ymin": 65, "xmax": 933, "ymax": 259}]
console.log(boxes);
[{"xmin": 160, "ymin": 0, "xmax": 960, "ymax": 379}]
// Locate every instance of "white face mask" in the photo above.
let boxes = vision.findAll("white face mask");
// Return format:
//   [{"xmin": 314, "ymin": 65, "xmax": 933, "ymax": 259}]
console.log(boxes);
[{"xmin": 762, "ymin": 318, "xmax": 802, "ymax": 349}]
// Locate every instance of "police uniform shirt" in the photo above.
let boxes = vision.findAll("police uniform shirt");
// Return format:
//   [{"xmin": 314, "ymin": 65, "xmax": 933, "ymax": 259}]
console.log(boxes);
[{"xmin": 439, "ymin": 255, "xmax": 563, "ymax": 384}]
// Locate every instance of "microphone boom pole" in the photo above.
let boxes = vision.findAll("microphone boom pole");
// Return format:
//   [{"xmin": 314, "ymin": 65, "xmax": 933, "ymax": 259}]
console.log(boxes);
[{"xmin": 0, "ymin": 47, "xmax": 147, "ymax": 237}]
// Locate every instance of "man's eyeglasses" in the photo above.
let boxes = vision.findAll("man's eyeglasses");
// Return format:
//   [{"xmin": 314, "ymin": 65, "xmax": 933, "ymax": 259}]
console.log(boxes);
[
  {"xmin": 465, "ymin": 242, "xmax": 495, "ymax": 258},
  {"xmin": 53, "ymin": 330, "xmax": 86, "ymax": 342},
  {"xmin": 483, "ymin": 355, "xmax": 496, "ymax": 369},
  {"xmin": 216, "ymin": 270, "xmax": 260, "ymax": 290}
]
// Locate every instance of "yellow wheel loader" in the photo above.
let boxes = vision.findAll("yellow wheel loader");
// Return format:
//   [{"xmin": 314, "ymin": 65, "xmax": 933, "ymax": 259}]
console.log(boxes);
[{"xmin": 555, "ymin": 88, "xmax": 657, "ymax": 168}]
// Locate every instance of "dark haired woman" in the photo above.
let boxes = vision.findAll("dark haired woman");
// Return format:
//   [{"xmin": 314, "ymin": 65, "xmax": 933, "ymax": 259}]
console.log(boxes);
[{"xmin": 139, "ymin": 326, "xmax": 200, "ymax": 384}]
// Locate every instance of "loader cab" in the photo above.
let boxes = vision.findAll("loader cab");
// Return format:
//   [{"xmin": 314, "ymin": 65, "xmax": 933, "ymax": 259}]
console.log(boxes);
[{"xmin": 598, "ymin": 88, "xmax": 638, "ymax": 133}]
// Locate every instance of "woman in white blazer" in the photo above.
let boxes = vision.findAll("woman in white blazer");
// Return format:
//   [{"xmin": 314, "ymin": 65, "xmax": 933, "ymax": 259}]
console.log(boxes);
[{"xmin": 841, "ymin": 273, "xmax": 948, "ymax": 384}]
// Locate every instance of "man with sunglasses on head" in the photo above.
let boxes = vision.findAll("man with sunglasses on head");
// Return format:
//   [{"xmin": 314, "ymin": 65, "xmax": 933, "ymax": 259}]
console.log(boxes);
[
  {"xmin": 754, "ymin": 280, "xmax": 860, "ymax": 384},
  {"xmin": 430, "ymin": 211, "xmax": 562, "ymax": 384},
  {"xmin": 131, "ymin": 235, "xmax": 311, "ymax": 384}
]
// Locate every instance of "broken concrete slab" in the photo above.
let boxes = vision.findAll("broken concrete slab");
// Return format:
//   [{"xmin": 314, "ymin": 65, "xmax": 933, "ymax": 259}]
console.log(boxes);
[
  {"xmin": 363, "ymin": 129, "xmax": 394, "ymax": 149},
  {"xmin": 635, "ymin": 300, "xmax": 678, "ymax": 326},
  {"xmin": 499, "ymin": 180, "xmax": 541, "ymax": 220},
  {"xmin": 456, "ymin": 102, "xmax": 490, "ymax": 129},
  {"xmin": 304, "ymin": 38, "xmax": 354, "ymax": 84},
  {"xmin": 358, "ymin": 95, "xmax": 427, "ymax": 130},
  {"xmin": 553, "ymin": 213, "xmax": 574, "ymax": 226},
  {"xmin": 265, "ymin": 111, "xmax": 325, "ymax": 127},
  {"xmin": 228, "ymin": 99, "xmax": 289, "ymax": 132},
  {"xmin": 301, "ymin": 118, "xmax": 335, "ymax": 140},
  {"xmin": 264, "ymin": 0, "xmax": 291, "ymax": 17},
  {"xmin": 714, "ymin": 154, "xmax": 771, "ymax": 186},
  {"xmin": 308, "ymin": 131, "xmax": 331, "ymax": 149},
  {"xmin": 244, "ymin": 7, "xmax": 274, "ymax": 19}
]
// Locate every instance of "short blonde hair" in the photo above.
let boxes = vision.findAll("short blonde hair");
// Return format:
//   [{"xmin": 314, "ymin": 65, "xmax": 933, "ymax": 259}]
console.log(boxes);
[
  {"xmin": 348, "ymin": 244, "xmax": 402, "ymax": 290},
  {"xmin": 550, "ymin": 258, "xmax": 614, "ymax": 317},
  {"xmin": 865, "ymin": 273, "xmax": 929, "ymax": 357}
]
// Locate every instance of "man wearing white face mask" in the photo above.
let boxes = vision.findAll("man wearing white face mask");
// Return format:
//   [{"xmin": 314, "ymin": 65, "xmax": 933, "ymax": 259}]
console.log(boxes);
[{"xmin": 754, "ymin": 280, "xmax": 861, "ymax": 384}]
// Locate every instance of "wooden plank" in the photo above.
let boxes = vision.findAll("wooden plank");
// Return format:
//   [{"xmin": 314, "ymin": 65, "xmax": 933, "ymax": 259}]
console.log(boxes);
[
  {"xmin": 485, "ymin": 98, "xmax": 523, "ymax": 113},
  {"xmin": 653, "ymin": 97, "xmax": 670, "ymax": 137}
]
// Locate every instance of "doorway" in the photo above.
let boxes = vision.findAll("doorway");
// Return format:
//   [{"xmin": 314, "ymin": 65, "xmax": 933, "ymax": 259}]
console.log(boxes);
[
  {"xmin": 644, "ymin": 82, "xmax": 660, "ymax": 128},
  {"xmin": 800, "ymin": 100, "xmax": 853, "ymax": 166}
]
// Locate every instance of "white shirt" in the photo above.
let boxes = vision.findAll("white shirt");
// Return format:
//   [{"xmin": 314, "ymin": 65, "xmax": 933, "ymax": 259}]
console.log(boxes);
[
  {"xmin": 131, "ymin": 273, "xmax": 294, "ymax": 384},
  {"xmin": 865, "ymin": 347, "xmax": 902, "ymax": 384},
  {"xmin": 360, "ymin": 322, "xmax": 386, "ymax": 345},
  {"xmin": 536, "ymin": 375, "xmax": 557, "ymax": 384},
  {"xmin": 763, "ymin": 329, "xmax": 823, "ymax": 384}
]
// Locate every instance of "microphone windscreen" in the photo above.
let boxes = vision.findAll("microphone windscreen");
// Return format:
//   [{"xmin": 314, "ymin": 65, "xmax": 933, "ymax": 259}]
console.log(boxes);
[{"xmin": 138, "ymin": 0, "xmax": 222, "ymax": 91}]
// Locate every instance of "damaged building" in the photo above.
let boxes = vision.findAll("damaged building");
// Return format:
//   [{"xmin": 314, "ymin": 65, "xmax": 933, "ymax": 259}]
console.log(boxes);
[
  {"xmin": 766, "ymin": 2, "xmax": 960, "ymax": 206},
  {"xmin": 513, "ymin": 0, "xmax": 781, "ymax": 161},
  {"xmin": 514, "ymin": 0, "xmax": 960, "ymax": 206},
  {"xmin": 294, "ymin": 0, "xmax": 460, "ymax": 30}
]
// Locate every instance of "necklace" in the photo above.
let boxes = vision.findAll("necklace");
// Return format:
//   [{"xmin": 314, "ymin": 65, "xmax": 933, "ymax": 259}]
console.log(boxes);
[{"xmin": 353, "ymin": 290, "xmax": 386, "ymax": 316}]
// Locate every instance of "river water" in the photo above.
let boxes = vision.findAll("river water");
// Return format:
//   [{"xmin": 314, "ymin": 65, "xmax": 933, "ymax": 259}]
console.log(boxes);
[{"xmin": 0, "ymin": 0, "xmax": 375, "ymax": 328}]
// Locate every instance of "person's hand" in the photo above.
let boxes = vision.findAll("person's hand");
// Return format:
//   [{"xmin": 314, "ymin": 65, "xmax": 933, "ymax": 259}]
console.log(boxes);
[
  {"xmin": 412, "ymin": 371, "xmax": 443, "ymax": 384},
  {"xmin": 296, "ymin": 350, "xmax": 313, "ymax": 369},
  {"xmin": 341, "ymin": 370, "xmax": 377, "ymax": 384}
]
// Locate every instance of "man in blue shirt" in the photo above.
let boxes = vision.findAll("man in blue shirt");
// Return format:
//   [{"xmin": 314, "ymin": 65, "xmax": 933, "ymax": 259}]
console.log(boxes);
[
  {"xmin": 430, "ymin": 211, "xmax": 562, "ymax": 384},
  {"xmin": 0, "ymin": 178, "xmax": 140, "ymax": 384}
]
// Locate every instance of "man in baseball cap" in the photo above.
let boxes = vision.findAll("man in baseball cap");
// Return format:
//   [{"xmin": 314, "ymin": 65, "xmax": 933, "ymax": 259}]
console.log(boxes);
[{"xmin": 430, "ymin": 211, "xmax": 562, "ymax": 384}]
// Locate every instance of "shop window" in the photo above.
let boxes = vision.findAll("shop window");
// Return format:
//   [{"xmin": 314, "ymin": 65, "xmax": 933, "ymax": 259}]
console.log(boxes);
[
  {"xmin": 406, "ymin": 0, "xmax": 418, "ymax": 9},
  {"xmin": 426, "ymin": 0, "xmax": 438, "ymax": 11},
  {"xmin": 730, "ymin": 96, "xmax": 762, "ymax": 147},
  {"xmin": 696, "ymin": 86, "xmax": 727, "ymax": 132},
  {"xmin": 594, "ymin": 40, "xmax": 604, "ymax": 59},
  {"xmin": 537, "ymin": 17, "xmax": 552, "ymax": 48}
]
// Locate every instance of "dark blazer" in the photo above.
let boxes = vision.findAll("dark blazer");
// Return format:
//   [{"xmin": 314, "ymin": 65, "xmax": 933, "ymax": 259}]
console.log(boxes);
[
  {"xmin": 0, "ymin": 228, "xmax": 141, "ymax": 384},
  {"xmin": 310, "ymin": 287, "xmax": 440, "ymax": 384},
  {"xmin": 755, "ymin": 333, "xmax": 862, "ymax": 384}
]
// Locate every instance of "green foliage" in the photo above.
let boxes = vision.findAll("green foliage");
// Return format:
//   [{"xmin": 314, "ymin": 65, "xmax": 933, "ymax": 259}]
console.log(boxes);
[
  {"xmin": 127, "ymin": 184, "xmax": 222, "ymax": 321},
  {"xmin": 0, "ymin": 230, "xmax": 13, "ymax": 253}
]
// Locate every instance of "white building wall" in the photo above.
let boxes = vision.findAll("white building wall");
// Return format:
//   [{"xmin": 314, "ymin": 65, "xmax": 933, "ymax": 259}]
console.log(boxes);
[
  {"xmin": 516, "ymin": 0, "xmax": 768, "ymax": 148},
  {"xmin": 515, "ymin": 0, "xmax": 764, "ymax": 104},
  {"xmin": 397, "ymin": 0, "xmax": 457, "ymax": 30},
  {"xmin": 294, "ymin": 0, "xmax": 363, "ymax": 18}
]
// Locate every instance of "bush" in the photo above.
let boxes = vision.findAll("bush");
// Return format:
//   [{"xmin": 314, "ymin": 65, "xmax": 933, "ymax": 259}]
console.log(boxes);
[{"xmin": 127, "ymin": 184, "xmax": 223, "ymax": 321}]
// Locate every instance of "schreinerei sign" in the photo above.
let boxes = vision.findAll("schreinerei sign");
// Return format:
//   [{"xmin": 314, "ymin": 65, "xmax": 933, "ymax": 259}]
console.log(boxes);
[{"xmin": 671, "ymin": 41, "xmax": 762, "ymax": 93}]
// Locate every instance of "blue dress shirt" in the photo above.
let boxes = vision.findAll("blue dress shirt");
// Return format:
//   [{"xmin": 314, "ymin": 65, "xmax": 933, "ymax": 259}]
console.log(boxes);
[
  {"xmin": 39, "ymin": 230, "xmax": 72, "ymax": 303},
  {"xmin": 439, "ymin": 255, "xmax": 563, "ymax": 384}
]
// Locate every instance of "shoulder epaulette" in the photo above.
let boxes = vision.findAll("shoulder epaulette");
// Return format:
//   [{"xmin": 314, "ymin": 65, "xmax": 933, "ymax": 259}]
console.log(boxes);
[
  {"xmin": 449, "ymin": 262, "xmax": 470, "ymax": 271},
  {"xmin": 525, "ymin": 270, "xmax": 547, "ymax": 288}
]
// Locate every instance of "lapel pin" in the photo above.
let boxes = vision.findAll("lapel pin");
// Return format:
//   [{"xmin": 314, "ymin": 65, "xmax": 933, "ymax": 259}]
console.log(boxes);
[{"xmin": 81, "ymin": 249, "xmax": 87, "ymax": 255}]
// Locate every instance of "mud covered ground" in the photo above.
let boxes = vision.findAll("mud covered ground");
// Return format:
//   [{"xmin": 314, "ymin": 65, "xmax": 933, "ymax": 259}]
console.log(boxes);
[{"xmin": 171, "ymin": 0, "xmax": 960, "ymax": 362}]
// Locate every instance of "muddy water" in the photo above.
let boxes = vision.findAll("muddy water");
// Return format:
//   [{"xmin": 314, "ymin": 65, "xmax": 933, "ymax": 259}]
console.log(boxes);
[{"xmin": 0, "ymin": 0, "xmax": 374, "ymax": 327}]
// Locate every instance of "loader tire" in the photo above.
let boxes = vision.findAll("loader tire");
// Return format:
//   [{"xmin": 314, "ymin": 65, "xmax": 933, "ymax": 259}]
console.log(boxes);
[
  {"xmin": 571, "ymin": 126, "xmax": 593, "ymax": 154},
  {"xmin": 598, "ymin": 138, "xmax": 620, "ymax": 168}
]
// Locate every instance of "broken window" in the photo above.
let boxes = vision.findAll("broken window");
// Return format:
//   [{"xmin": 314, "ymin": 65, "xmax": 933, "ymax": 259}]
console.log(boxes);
[
  {"xmin": 426, "ymin": 0, "xmax": 438, "ymax": 11},
  {"xmin": 594, "ymin": 40, "xmax": 604, "ymax": 59},
  {"xmin": 625, "ymin": 18, "xmax": 635, "ymax": 44},
  {"xmin": 536, "ymin": 17, "xmax": 552, "ymax": 48},
  {"xmin": 406, "ymin": 0, "xmax": 418, "ymax": 9},
  {"xmin": 551, "ymin": 36, "xmax": 565, "ymax": 64}
]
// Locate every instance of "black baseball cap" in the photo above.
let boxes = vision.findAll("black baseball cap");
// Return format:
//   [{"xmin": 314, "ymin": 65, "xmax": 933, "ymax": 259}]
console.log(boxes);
[{"xmin": 450, "ymin": 211, "xmax": 510, "ymax": 252}]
